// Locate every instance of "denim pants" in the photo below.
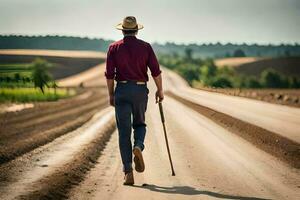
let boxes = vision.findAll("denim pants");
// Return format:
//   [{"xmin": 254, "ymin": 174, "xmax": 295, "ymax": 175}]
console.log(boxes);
[{"xmin": 114, "ymin": 81, "xmax": 149, "ymax": 173}]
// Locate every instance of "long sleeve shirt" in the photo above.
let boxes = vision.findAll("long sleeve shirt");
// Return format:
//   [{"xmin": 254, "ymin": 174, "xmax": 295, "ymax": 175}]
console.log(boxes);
[{"xmin": 105, "ymin": 36, "xmax": 161, "ymax": 82}]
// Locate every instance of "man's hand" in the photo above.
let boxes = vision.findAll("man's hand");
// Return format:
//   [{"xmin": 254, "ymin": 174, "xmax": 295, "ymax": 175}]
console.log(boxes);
[
  {"xmin": 153, "ymin": 74, "xmax": 163, "ymax": 103},
  {"xmin": 155, "ymin": 90, "xmax": 164, "ymax": 103},
  {"xmin": 109, "ymin": 94, "xmax": 115, "ymax": 107},
  {"xmin": 106, "ymin": 79, "xmax": 115, "ymax": 107}
]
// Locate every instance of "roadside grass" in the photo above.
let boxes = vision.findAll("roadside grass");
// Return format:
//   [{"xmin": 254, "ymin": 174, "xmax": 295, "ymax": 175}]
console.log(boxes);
[
  {"xmin": 0, "ymin": 88, "xmax": 76, "ymax": 103},
  {"xmin": 0, "ymin": 63, "xmax": 32, "ymax": 71},
  {"xmin": 0, "ymin": 82, "xmax": 34, "ymax": 88}
]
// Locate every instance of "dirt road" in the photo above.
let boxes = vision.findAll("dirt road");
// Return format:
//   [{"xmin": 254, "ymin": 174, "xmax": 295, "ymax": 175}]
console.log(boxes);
[
  {"xmin": 0, "ymin": 51, "xmax": 299, "ymax": 199},
  {"xmin": 68, "ymin": 78, "xmax": 300, "ymax": 200}
]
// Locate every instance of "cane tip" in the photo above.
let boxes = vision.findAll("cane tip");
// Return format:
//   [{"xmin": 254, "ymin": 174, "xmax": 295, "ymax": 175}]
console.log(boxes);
[{"xmin": 172, "ymin": 173, "xmax": 176, "ymax": 176}]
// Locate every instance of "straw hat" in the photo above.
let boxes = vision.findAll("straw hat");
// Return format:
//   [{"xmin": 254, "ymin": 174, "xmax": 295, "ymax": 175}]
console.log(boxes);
[{"xmin": 116, "ymin": 16, "xmax": 144, "ymax": 30}]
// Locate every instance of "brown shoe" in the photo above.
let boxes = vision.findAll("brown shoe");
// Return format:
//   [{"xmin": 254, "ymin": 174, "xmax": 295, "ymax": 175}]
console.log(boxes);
[
  {"xmin": 133, "ymin": 146, "xmax": 145, "ymax": 173},
  {"xmin": 123, "ymin": 171, "xmax": 134, "ymax": 185}
]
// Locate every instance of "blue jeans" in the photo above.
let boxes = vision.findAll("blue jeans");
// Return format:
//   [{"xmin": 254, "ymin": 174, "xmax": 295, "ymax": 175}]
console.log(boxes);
[{"xmin": 114, "ymin": 81, "xmax": 149, "ymax": 173}]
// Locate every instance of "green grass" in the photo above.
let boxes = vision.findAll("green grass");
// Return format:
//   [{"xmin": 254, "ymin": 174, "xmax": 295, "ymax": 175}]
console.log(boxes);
[
  {"xmin": 0, "ymin": 71, "xmax": 32, "ymax": 76},
  {"xmin": 0, "ymin": 63, "xmax": 32, "ymax": 71},
  {"xmin": 0, "ymin": 88, "xmax": 76, "ymax": 103},
  {"xmin": 0, "ymin": 82, "xmax": 34, "ymax": 88}
]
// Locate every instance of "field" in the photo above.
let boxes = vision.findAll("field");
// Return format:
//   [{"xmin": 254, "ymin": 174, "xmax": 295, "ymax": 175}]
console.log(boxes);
[
  {"xmin": 214, "ymin": 57, "xmax": 261, "ymax": 68},
  {"xmin": 0, "ymin": 49, "xmax": 105, "ymax": 80},
  {"xmin": 236, "ymin": 57, "xmax": 300, "ymax": 76},
  {"xmin": 0, "ymin": 87, "xmax": 75, "ymax": 102},
  {"xmin": 215, "ymin": 56, "xmax": 300, "ymax": 77},
  {"xmin": 0, "ymin": 50, "xmax": 106, "ymax": 103},
  {"xmin": 0, "ymin": 50, "xmax": 299, "ymax": 200}
]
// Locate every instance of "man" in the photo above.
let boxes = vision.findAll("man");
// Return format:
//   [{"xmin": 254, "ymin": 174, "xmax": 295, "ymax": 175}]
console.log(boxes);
[{"xmin": 105, "ymin": 16, "xmax": 164, "ymax": 185}]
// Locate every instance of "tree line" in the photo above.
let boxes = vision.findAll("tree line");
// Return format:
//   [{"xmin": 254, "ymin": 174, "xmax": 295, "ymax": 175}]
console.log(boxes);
[
  {"xmin": 0, "ymin": 58, "xmax": 58, "ymax": 93},
  {"xmin": 158, "ymin": 50, "xmax": 300, "ymax": 89},
  {"xmin": 1, "ymin": 35, "xmax": 300, "ymax": 58}
]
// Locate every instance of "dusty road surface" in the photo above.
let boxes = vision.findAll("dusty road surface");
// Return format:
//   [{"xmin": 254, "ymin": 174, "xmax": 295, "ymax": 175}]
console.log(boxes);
[
  {"xmin": 0, "ymin": 51, "xmax": 299, "ymax": 200},
  {"xmin": 164, "ymin": 69, "xmax": 300, "ymax": 144},
  {"xmin": 68, "ymin": 76, "xmax": 300, "ymax": 200}
]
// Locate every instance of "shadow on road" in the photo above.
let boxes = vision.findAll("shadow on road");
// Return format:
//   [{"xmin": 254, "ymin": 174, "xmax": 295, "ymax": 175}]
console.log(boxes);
[{"xmin": 132, "ymin": 184, "xmax": 271, "ymax": 200}]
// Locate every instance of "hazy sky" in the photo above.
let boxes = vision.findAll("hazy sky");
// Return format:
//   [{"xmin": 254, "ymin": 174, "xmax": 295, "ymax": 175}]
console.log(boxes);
[{"xmin": 0, "ymin": 0, "xmax": 300, "ymax": 44}]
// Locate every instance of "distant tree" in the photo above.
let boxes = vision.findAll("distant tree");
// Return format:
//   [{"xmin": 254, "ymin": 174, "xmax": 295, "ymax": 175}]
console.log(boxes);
[
  {"xmin": 171, "ymin": 51, "xmax": 179, "ymax": 58},
  {"xmin": 6, "ymin": 76, "xmax": 11, "ymax": 82},
  {"xmin": 289, "ymin": 77, "xmax": 300, "ymax": 88},
  {"xmin": 14, "ymin": 73, "xmax": 21, "ymax": 82},
  {"xmin": 211, "ymin": 75, "xmax": 233, "ymax": 88},
  {"xmin": 51, "ymin": 81, "xmax": 58, "ymax": 95},
  {"xmin": 284, "ymin": 50, "xmax": 291, "ymax": 57},
  {"xmin": 233, "ymin": 49, "xmax": 246, "ymax": 57},
  {"xmin": 225, "ymin": 52, "xmax": 231, "ymax": 57},
  {"xmin": 176, "ymin": 64, "xmax": 200, "ymax": 84},
  {"xmin": 244, "ymin": 76, "xmax": 261, "ymax": 88},
  {"xmin": 199, "ymin": 64, "xmax": 217, "ymax": 85},
  {"xmin": 184, "ymin": 48, "xmax": 193, "ymax": 60},
  {"xmin": 260, "ymin": 69, "xmax": 283, "ymax": 88},
  {"xmin": 31, "ymin": 58, "xmax": 53, "ymax": 93},
  {"xmin": 25, "ymin": 77, "xmax": 31, "ymax": 83},
  {"xmin": 200, "ymin": 64, "xmax": 217, "ymax": 77}
]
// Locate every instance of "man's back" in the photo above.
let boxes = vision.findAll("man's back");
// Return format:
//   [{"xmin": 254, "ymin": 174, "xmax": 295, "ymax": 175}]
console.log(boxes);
[
  {"xmin": 105, "ymin": 16, "xmax": 164, "ymax": 185},
  {"xmin": 105, "ymin": 36, "xmax": 161, "ymax": 82}
]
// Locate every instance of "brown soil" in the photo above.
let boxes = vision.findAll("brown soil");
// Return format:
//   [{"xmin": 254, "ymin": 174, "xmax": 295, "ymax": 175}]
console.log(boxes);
[
  {"xmin": 236, "ymin": 57, "xmax": 300, "ymax": 76},
  {"xmin": 18, "ymin": 117, "xmax": 116, "ymax": 200},
  {"xmin": 0, "ymin": 54, "xmax": 105, "ymax": 79},
  {"xmin": 214, "ymin": 57, "xmax": 261, "ymax": 68},
  {"xmin": 0, "ymin": 87, "xmax": 109, "ymax": 164},
  {"xmin": 195, "ymin": 87, "xmax": 300, "ymax": 108},
  {"xmin": 167, "ymin": 91, "xmax": 300, "ymax": 169}
]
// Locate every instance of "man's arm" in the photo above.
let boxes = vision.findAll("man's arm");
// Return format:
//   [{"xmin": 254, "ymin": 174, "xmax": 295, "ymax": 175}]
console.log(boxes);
[
  {"xmin": 153, "ymin": 74, "xmax": 164, "ymax": 103},
  {"xmin": 105, "ymin": 45, "xmax": 116, "ymax": 106},
  {"xmin": 106, "ymin": 79, "xmax": 115, "ymax": 106},
  {"xmin": 147, "ymin": 44, "xmax": 164, "ymax": 103}
]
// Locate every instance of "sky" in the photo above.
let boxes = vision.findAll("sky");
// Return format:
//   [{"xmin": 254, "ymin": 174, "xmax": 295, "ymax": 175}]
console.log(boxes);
[{"xmin": 0, "ymin": 0, "xmax": 300, "ymax": 45}]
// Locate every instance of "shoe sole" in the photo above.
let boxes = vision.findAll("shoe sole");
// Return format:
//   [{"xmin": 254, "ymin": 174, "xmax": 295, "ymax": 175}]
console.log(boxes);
[
  {"xmin": 133, "ymin": 147, "xmax": 145, "ymax": 173},
  {"xmin": 123, "ymin": 182, "xmax": 134, "ymax": 185}
]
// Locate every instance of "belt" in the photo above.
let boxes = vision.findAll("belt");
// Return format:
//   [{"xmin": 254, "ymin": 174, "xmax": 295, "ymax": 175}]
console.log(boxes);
[{"xmin": 118, "ymin": 80, "xmax": 146, "ymax": 85}]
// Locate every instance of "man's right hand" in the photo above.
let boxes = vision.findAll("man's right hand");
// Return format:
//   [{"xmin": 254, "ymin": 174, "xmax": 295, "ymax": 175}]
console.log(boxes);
[
  {"xmin": 109, "ymin": 94, "xmax": 115, "ymax": 107},
  {"xmin": 155, "ymin": 90, "xmax": 164, "ymax": 103}
]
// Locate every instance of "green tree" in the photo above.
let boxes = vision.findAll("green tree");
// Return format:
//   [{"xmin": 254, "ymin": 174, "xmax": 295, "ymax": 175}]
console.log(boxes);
[
  {"xmin": 184, "ymin": 48, "xmax": 193, "ymax": 60},
  {"xmin": 233, "ymin": 49, "xmax": 246, "ymax": 57},
  {"xmin": 289, "ymin": 77, "xmax": 300, "ymax": 88},
  {"xmin": 14, "ymin": 73, "xmax": 21, "ymax": 82},
  {"xmin": 176, "ymin": 64, "xmax": 200, "ymax": 84},
  {"xmin": 260, "ymin": 69, "xmax": 283, "ymax": 88},
  {"xmin": 31, "ymin": 58, "xmax": 53, "ymax": 93},
  {"xmin": 199, "ymin": 64, "xmax": 217, "ymax": 85},
  {"xmin": 211, "ymin": 75, "xmax": 233, "ymax": 88},
  {"xmin": 244, "ymin": 76, "xmax": 261, "ymax": 88}
]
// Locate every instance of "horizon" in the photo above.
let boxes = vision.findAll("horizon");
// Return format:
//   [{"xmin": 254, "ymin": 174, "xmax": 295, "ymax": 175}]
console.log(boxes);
[
  {"xmin": 1, "ymin": 34, "xmax": 299, "ymax": 47},
  {"xmin": 1, "ymin": 0, "xmax": 300, "ymax": 45}
]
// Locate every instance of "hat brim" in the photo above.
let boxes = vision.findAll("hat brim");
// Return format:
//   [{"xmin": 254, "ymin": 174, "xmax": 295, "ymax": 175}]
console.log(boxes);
[{"xmin": 116, "ymin": 23, "xmax": 144, "ymax": 30}]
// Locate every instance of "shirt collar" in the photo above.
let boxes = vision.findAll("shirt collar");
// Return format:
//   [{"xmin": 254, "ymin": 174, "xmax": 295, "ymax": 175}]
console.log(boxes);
[{"xmin": 123, "ymin": 35, "xmax": 137, "ymax": 42}]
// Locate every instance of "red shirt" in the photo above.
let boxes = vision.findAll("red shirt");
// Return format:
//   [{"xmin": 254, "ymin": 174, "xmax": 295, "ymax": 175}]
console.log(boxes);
[{"xmin": 105, "ymin": 36, "xmax": 161, "ymax": 81}]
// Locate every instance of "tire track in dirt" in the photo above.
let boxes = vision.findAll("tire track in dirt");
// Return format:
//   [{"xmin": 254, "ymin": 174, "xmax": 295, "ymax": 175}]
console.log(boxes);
[
  {"xmin": 166, "ymin": 91, "xmax": 300, "ymax": 169},
  {"xmin": 2, "ymin": 96, "xmax": 106, "ymax": 138},
  {"xmin": 0, "ymin": 88, "xmax": 109, "ymax": 164},
  {"xmin": 0, "ymin": 108, "xmax": 116, "ymax": 200},
  {"xmin": 1, "ymin": 90, "xmax": 93, "ymax": 126}
]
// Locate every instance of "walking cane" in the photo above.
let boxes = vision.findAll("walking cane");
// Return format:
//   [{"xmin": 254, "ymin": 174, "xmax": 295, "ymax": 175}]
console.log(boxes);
[{"xmin": 158, "ymin": 102, "xmax": 176, "ymax": 176}]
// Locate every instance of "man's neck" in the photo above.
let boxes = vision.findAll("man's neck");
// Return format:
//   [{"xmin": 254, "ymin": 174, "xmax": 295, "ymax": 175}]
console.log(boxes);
[{"xmin": 123, "ymin": 34, "xmax": 136, "ymax": 37}]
